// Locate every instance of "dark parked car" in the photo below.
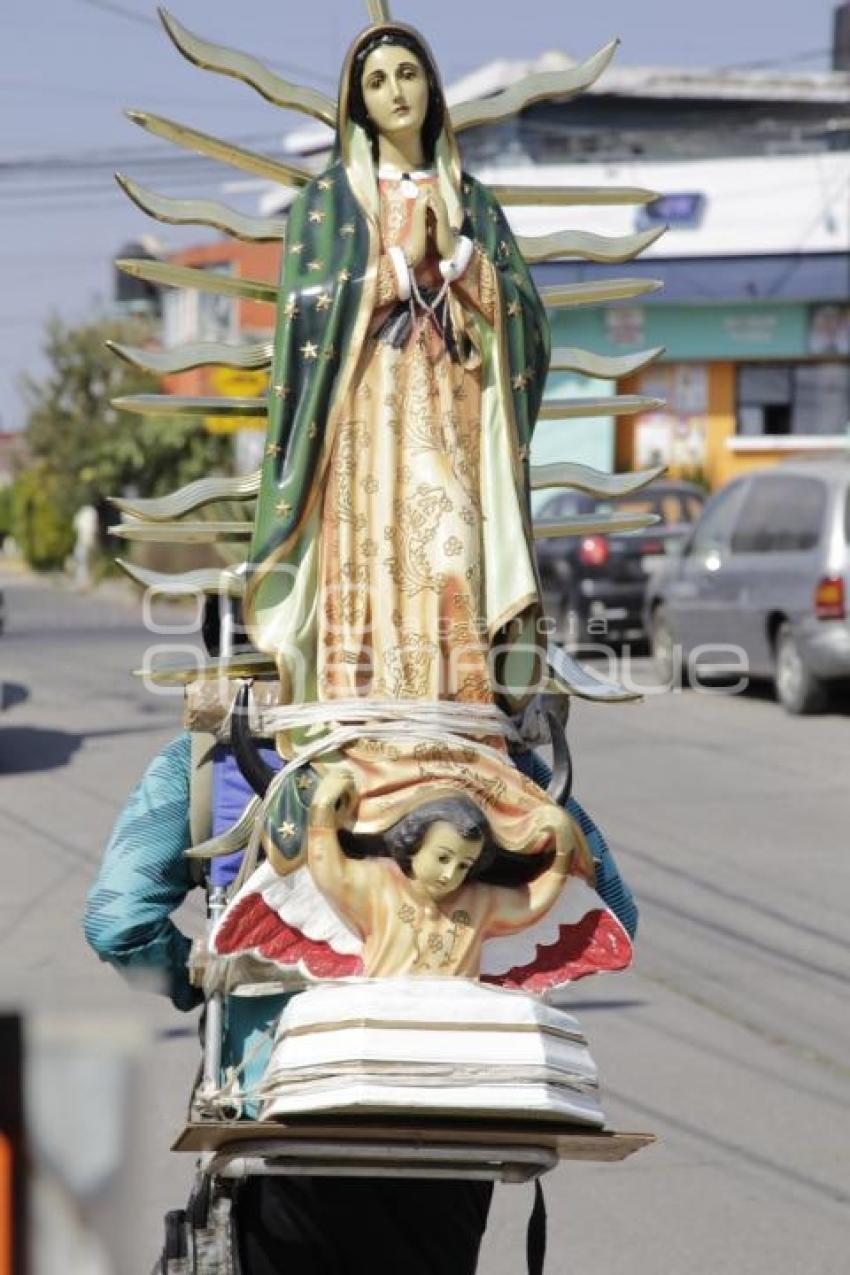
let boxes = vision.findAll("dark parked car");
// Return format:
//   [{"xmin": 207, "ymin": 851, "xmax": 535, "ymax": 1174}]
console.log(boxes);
[
  {"xmin": 535, "ymin": 479, "xmax": 705, "ymax": 644},
  {"xmin": 645, "ymin": 459, "xmax": 850, "ymax": 714}
]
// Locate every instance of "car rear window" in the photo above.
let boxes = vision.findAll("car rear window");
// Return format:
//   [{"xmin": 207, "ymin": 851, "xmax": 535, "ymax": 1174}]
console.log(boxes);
[
  {"xmin": 731, "ymin": 475, "xmax": 826, "ymax": 553},
  {"xmin": 592, "ymin": 492, "xmax": 703, "ymax": 525}
]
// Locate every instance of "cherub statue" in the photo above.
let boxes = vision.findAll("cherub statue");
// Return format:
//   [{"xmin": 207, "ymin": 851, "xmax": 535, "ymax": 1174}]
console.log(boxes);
[
  {"xmin": 213, "ymin": 767, "xmax": 631, "ymax": 995},
  {"xmin": 307, "ymin": 769, "xmax": 592, "ymax": 978}
]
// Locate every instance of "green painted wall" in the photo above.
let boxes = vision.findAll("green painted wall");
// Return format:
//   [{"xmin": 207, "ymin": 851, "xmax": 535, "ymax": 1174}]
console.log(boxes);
[{"xmin": 550, "ymin": 302, "xmax": 810, "ymax": 362}]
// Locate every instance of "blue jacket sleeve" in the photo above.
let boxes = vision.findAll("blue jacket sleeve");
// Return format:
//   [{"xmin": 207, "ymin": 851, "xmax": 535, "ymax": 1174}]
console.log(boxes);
[
  {"xmin": 522, "ymin": 752, "xmax": 639, "ymax": 939},
  {"xmin": 83, "ymin": 732, "xmax": 203, "ymax": 1011}
]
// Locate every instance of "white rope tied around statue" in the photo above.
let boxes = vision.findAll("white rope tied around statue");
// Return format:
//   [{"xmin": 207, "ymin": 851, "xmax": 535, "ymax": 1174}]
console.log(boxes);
[
  {"xmin": 226, "ymin": 696, "xmax": 523, "ymax": 895},
  {"xmin": 256, "ymin": 697, "xmax": 520, "ymax": 744}
]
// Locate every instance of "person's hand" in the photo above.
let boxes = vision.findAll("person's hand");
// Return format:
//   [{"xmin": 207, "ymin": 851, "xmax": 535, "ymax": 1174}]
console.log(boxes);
[
  {"xmin": 311, "ymin": 767, "xmax": 359, "ymax": 827},
  {"xmin": 426, "ymin": 190, "xmax": 456, "ymax": 260}
]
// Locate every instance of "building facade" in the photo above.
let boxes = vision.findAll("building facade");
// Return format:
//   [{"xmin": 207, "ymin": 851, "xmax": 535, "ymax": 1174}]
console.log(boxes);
[{"xmin": 162, "ymin": 36, "xmax": 850, "ymax": 490}]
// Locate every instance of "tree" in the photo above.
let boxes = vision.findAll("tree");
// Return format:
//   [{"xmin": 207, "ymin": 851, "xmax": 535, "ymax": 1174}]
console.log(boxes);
[
  {"xmin": 12, "ymin": 465, "xmax": 75, "ymax": 572},
  {"xmin": 21, "ymin": 315, "xmax": 231, "ymax": 515}
]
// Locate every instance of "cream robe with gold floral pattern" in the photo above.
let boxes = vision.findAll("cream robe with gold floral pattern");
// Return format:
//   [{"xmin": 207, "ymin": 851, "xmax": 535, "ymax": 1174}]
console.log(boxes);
[{"xmin": 318, "ymin": 174, "xmax": 503, "ymax": 706}]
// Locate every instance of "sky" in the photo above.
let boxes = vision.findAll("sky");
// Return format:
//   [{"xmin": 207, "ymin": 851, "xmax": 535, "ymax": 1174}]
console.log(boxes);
[{"xmin": 0, "ymin": 0, "xmax": 845, "ymax": 432}]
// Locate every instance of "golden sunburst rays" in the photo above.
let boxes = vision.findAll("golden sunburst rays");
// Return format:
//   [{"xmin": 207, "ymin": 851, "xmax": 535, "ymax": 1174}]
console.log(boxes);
[
  {"xmin": 110, "ymin": 472, "xmax": 261, "ymax": 522},
  {"xmin": 158, "ymin": 8, "xmax": 336, "ymax": 126},
  {"xmin": 537, "ymin": 394, "xmax": 664, "ymax": 421},
  {"xmin": 450, "ymin": 39, "xmax": 619, "ymax": 132},
  {"xmin": 115, "ymin": 175, "xmax": 286, "ymax": 241},
  {"xmin": 541, "ymin": 277, "xmax": 663, "ymax": 309},
  {"xmin": 113, "ymin": 394, "xmax": 267, "ymax": 419},
  {"xmin": 124, "ymin": 110, "xmax": 311, "ymax": 188},
  {"xmin": 516, "ymin": 225, "xmax": 665, "ymax": 266},
  {"xmin": 533, "ymin": 511, "xmax": 660, "ymax": 540},
  {"xmin": 491, "ymin": 184, "xmax": 659, "ymax": 207},
  {"xmin": 365, "ymin": 0, "xmax": 393, "ymax": 22},
  {"xmin": 107, "ymin": 339, "xmax": 273, "ymax": 377},
  {"xmin": 111, "ymin": 520, "xmax": 253, "ymax": 544},
  {"xmin": 549, "ymin": 346, "xmax": 665, "ymax": 379},
  {"xmin": 114, "ymin": 258, "xmax": 277, "ymax": 304},
  {"xmin": 528, "ymin": 462, "xmax": 665, "ymax": 496},
  {"xmin": 115, "ymin": 560, "xmax": 247, "ymax": 597}
]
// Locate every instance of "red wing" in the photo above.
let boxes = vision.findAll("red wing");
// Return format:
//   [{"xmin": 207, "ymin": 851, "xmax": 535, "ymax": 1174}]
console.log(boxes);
[
  {"xmin": 480, "ymin": 879, "xmax": 632, "ymax": 994},
  {"xmin": 213, "ymin": 864, "xmax": 364, "ymax": 981}
]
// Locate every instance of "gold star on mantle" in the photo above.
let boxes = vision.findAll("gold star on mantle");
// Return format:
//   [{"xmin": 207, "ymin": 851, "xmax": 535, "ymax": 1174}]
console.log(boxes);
[
  {"xmin": 307, "ymin": 259, "xmax": 324, "ymax": 273},
  {"xmin": 307, "ymin": 421, "xmax": 318, "ymax": 439},
  {"xmin": 275, "ymin": 499, "xmax": 293, "ymax": 518},
  {"xmin": 338, "ymin": 268, "xmax": 351, "ymax": 283},
  {"xmin": 265, "ymin": 441, "xmax": 281, "ymax": 457},
  {"xmin": 507, "ymin": 300, "xmax": 521, "ymax": 318},
  {"xmin": 272, "ymin": 382, "xmax": 290, "ymax": 399},
  {"xmin": 283, "ymin": 298, "xmax": 299, "ymax": 319},
  {"xmin": 296, "ymin": 773, "xmax": 314, "ymax": 791},
  {"xmin": 340, "ymin": 223, "xmax": 355, "ymax": 237},
  {"xmin": 511, "ymin": 373, "xmax": 528, "ymax": 391},
  {"xmin": 308, "ymin": 209, "xmax": 326, "ymax": 224},
  {"xmin": 300, "ymin": 341, "xmax": 319, "ymax": 361},
  {"xmin": 277, "ymin": 820, "xmax": 297, "ymax": 838},
  {"xmin": 315, "ymin": 292, "xmax": 332, "ymax": 311},
  {"xmin": 288, "ymin": 242, "xmax": 304, "ymax": 255},
  {"xmin": 317, "ymin": 177, "xmax": 333, "ymax": 191}
]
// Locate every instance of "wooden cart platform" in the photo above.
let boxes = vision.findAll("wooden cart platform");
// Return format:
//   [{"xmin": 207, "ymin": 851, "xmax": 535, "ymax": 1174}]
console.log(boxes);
[{"xmin": 174, "ymin": 1119, "xmax": 655, "ymax": 1183}]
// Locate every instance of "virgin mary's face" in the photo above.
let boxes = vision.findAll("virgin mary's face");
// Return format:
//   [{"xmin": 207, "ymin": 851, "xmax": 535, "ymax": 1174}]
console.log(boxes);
[{"xmin": 360, "ymin": 44, "xmax": 429, "ymax": 143}]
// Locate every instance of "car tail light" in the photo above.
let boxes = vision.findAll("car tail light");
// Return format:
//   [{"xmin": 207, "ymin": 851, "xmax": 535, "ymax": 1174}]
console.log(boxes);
[
  {"xmin": 579, "ymin": 535, "xmax": 609, "ymax": 567},
  {"xmin": 641, "ymin": 539, "xmax": 665, "ymax": 556},
  {"xmin": 814, "ymin": 576, "xmax": 845, "ymax": 620}
]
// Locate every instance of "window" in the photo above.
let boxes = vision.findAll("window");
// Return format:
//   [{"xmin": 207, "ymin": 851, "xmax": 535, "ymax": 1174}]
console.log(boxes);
[
  {"xmin": 730, "ymin": 476, "xmax": 825, "ymax": 554},
  {"xmin": 537, "ymin": 492, "xmax": 582, "ymax": 521},
  {"xmin": 590, "ymin": 492, "xmax": 704, "ymax": 525},
  {"xmin": 687, "ymin": 481, "xmax": 748, "ymax": 556},
  {"xmin": 737, "ymin": 363, "xmax": 850, "ymax": 437},
  {"xmin": 161, "ymin": 263, "xmax": 236, "ymax": 346}
]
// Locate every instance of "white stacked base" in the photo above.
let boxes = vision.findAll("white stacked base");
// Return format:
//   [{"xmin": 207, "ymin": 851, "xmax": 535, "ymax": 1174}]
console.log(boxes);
[{"xmin": 260, "ymin": 978, "xmax": 604, "ymax": 1128}]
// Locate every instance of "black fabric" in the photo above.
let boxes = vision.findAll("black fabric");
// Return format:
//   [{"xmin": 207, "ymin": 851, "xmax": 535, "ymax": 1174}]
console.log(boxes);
[
  {"xmin": 526, "ymin": 1180, "xmax": 547, "ymax": 1275},
  {"xmin": 372, "ymin": 289, "xmax": 468, "ymax": 363},
  {"xmin": 234, "ymin": 1175, "xmax": 493, "ymax": 1275}
]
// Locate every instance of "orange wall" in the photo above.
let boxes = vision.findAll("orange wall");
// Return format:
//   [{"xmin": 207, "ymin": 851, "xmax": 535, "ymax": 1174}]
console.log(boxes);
[
  {"xmin": 172, "ymin": 239, "xmax": 282, "ymax": 335},
  {"xmin": 165, "ymin": 239, "xmax": 281, "ymax": 399}
]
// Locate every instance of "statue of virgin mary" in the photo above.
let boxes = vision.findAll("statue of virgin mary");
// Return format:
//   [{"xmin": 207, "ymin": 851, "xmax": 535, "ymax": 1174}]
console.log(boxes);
[{"xmin": 245, "ymin": 21, "xmax": 550, "ymax": 711}]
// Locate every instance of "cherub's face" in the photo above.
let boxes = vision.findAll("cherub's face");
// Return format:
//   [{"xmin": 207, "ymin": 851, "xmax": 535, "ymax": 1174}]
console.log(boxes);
[
  {"xmin": 361, "ymin": 44, "xmax": 429, "ymax": 142},
  {"xmin": 410, "ymin": 822, "xmax": 483, "ymax": 901}
]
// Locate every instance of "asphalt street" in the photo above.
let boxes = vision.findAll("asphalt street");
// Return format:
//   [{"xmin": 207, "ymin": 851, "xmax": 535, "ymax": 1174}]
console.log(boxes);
[{"xmin": 1, "ymin": 566, "xmax": 848, "ymax": 1274}]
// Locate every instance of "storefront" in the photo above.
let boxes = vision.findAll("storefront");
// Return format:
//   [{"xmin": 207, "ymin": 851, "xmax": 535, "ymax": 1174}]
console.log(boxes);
[{"xmin": 547, "ymin": 299, "xmax": 850, "ymax": 490}]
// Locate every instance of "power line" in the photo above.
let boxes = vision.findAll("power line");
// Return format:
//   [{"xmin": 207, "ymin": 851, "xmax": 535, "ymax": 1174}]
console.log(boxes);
[
  {"xmin": 68, "ymin": 0, "xmax": 337, "ymax": 87},
  {"xmin": 0, "ymin": 132, "xmax": 287, "ymax": 174},
  {"xmin": 717, "ymin": 48, "xmax": 832, "ymax": 71},
  {"xmin": 73, "ymin": 0, "xmax": 158, "ymax": 30}
]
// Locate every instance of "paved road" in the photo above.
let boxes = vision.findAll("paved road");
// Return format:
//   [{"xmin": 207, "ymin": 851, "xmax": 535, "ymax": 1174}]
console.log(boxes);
[{"xmin": 1, "ymin": 567, "xmax": 848, "ymax": 1274}]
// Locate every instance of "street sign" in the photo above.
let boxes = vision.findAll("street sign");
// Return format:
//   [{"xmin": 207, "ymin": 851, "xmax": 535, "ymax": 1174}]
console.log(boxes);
[{"xmin": 206, "ymin": 366, "xmax": 269, "ymax": 434}]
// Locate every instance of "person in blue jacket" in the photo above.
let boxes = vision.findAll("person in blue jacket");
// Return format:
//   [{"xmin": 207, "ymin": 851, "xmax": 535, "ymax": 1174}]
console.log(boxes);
[{"xmin": 85, "ymin": 725, "xmax": 637, "ymax": 1275}]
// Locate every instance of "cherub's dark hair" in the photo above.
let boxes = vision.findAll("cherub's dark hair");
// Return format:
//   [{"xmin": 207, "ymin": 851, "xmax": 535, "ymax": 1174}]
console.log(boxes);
[
  {"xmin": 347, "ymin": 30, "xmax": 445, "ymax": 165},
  {"xmin": 385, "ymin": 796, "xmax": 494, "ymax": 878},
  {"xmin": 339, "ymin": 794, "xmax": 555, "ymax": 887}
]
